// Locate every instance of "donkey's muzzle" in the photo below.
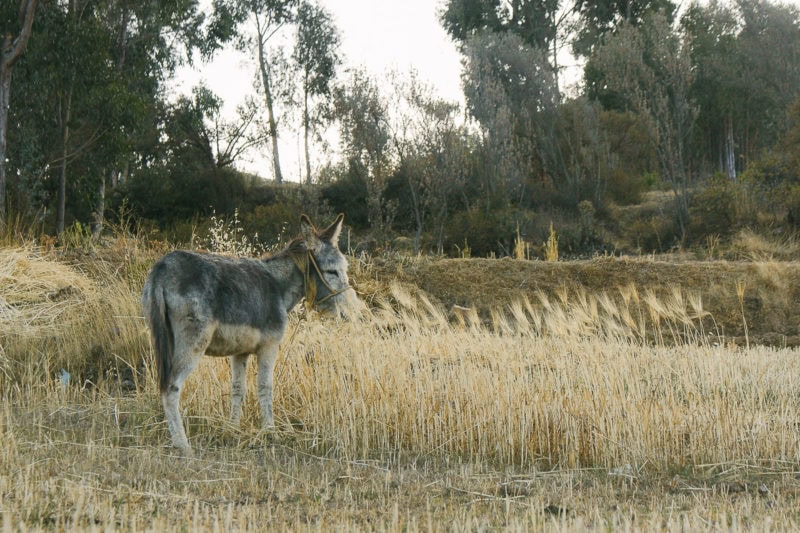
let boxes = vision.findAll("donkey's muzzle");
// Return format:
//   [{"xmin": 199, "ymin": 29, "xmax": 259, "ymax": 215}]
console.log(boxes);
[{"xmin": 318, "ymin": 287, "xmax": 362, "ymax": 319}]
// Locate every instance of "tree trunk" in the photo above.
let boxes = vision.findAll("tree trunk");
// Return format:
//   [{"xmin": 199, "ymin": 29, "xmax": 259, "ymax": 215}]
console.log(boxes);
[
  {"xmin": 303, "ymin": 86, "xmax": 312, "ymax": 184},
  {"xmin": 724, "ymin": 115, "xmax": 736, "ymax": 180},
  {"xmin": 256, "ymin": 15, "xmax": 283, "ymax": 184},
  {"xmin": 92, "ymin": 4, "xmax": 130, "ymax": 237},
  {"xmin": 91, "ymin": 171, "xmax": 108, "ymax": 237},
  {"xmin": 57, "ymin": 91, "xmax": 72, "ymax": 235},
  {"xmin": 0, "ymin": 0, "xmax": 38, "ymax": 229},
  {"xmin": 0, "ymin": 68, "xmax": 11, "ymax": 231},
  {"xmin": 407, "ymin": 175, "xmax": 422, "ymax": 255},
  {"xmin": 436, "ymin": 220, "xmax": 445, "ymax": 256},
  {"xmin": 551, "ymin": 14, "xmax": 560, "ymax": 103}
]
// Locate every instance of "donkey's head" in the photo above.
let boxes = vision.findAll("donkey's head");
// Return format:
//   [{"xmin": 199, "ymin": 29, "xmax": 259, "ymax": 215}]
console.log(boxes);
[{"xmin": 298, "ymin": 213, "xmax": 354, "ymax": 315}]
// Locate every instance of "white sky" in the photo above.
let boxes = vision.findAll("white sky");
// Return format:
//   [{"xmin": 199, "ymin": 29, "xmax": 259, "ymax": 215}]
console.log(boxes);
[
  {"xmin": 175, "ymin": 0, "xmax": 800, "ymax": 181},
  {"xmin": 320, "ymin": 0, "xmax": 462, "ymax": 102},
  {"xmin": 174, "ymin": 0, "xmax": 462, "ymax": 181}
]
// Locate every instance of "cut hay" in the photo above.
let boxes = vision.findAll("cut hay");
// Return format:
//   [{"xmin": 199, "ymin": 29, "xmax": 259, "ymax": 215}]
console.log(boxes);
[
  {"xmin": 0, "ymin": 246, "xmax": 149, "ymax": 385},
  {"xmin": 0, "ymin": 248, "xmax": 97, "ymax": 338}
]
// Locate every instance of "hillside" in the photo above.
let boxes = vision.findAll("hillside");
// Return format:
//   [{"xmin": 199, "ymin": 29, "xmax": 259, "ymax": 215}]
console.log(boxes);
[{"xmin": 368, "ymin": 256, "xmax": 800, "ymax": 347}]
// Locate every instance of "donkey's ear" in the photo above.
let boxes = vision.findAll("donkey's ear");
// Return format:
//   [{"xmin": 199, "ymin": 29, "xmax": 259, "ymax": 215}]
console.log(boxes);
[
  {"xmin": 319, "ymin": 213, "xmax": 344, "ymax": 247},
  {"xmin": 300, "ymin": 214, "xmax": 320, "ymax": 247}
]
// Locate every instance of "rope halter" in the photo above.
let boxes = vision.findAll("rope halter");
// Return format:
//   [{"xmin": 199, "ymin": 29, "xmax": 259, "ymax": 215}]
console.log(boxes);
[{"xmin": 290, "ymin": 249, "xmax": 349, "ymax": 312}]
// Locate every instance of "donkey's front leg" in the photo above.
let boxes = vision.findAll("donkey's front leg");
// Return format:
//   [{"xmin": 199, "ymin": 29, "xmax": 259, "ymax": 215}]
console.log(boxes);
[
  {"xmin": 256, "ymin": 341, "xmax": 279, "ymax": 429},
  {"xmin": 230, "ymin": 354, "xmax": 249, "ymax": 426}
]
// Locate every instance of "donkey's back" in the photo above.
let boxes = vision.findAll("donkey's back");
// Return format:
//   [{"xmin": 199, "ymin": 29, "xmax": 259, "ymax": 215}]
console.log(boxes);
[{"xmin": 143, "ymin": 250, "xmax": 290, "ymax": 336}]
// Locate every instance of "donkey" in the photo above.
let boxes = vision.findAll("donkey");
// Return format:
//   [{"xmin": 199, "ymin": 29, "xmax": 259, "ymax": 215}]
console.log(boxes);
[{"xmin": 142, "ymin": 214, "xmax": 352, "ymax": 456}]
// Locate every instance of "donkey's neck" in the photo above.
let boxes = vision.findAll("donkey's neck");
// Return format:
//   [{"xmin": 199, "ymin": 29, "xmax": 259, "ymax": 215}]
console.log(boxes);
[{"xmin": 261, "ymin": 253, "xmax": 307, "ymax": 312}]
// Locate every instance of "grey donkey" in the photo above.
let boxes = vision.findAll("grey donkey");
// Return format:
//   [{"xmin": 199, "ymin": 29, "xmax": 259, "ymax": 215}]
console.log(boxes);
[{"xmin": 142, "ymin": 214, "xmax": 353, "ymax": 456}]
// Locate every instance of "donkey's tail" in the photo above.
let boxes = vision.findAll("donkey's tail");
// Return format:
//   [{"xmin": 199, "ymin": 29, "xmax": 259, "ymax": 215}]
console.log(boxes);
[{"xmin": 145, "ymin": 275, "xmax": 173, "ymax": 394}]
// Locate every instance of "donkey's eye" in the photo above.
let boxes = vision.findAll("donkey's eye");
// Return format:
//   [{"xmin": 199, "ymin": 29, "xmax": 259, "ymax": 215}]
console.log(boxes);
[{"xmin": 325, "ymin": 270, "xmax": 339, "ymax": 278}]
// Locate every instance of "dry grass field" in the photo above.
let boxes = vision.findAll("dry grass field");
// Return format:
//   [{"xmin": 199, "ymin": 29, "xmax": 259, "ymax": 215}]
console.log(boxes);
[{"xmin": 3, "ymin": 237, "xmax": 800, "ymax": 530}]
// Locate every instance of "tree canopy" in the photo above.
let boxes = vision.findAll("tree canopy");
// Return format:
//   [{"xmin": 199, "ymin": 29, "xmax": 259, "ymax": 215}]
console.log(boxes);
[{"xmin": 3, "ymin": 0, "xmax": 800, "ymax": 257}]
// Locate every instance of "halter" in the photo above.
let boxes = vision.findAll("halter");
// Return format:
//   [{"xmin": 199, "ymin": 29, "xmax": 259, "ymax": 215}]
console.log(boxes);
[{"xmin": 290, "ymin": 249, "xmax": 349, "ymax": 311}]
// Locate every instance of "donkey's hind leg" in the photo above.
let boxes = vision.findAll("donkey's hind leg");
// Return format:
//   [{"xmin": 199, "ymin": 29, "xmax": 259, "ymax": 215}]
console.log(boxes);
[
  {"xmin": 161, "ymin": 349, "xmax": 202, "ymax": 456},
  {"xmin": 230, "ymin": 354, "xmax": 249, "ymax": 426}
]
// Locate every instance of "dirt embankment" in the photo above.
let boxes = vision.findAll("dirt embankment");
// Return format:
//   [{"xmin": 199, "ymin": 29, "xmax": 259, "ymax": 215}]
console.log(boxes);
[{"xmin": 368, "ymin": 256, "xmax": 800, "ymax": 347}]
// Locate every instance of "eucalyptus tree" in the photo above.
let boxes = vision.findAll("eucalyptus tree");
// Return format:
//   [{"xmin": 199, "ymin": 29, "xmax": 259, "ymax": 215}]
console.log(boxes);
[
  {"xmin": 252, "ymin": 0, "xmax": 297, "ymax": 183},
  {"xmin": 389, "ymin": 73, "xmax": 469, "ymax": 254},
  {"xmin": 333, "ymin": 68, "xmax": 391, "ymax": 230},
  {"xmin": 442, "ymin": 0, "xmax": 565, "ymax": 97},
  {"xmin": 734, "ymin": 0, "xmax": 800, "ymax": 163},
  {"xmin": 572, "ymin": 0, "xmax": 676, "ymax": 57},
  {"xmin": 0, "ymin": 0, "xmax": 37, "ymax": 228},
  {"xmin": 210, "ymin": 0, "xmax": 298, "ymax": 183},
  {"xmin": 461, "ymin": 30, "xmax": 560, "ymax": 209},
  {"xmin": 8, "ymin": 0, "xmax": 210, "ymax": 234},
  {"xmin": 162, "ymin": 85, "xmax": 267, "ymax": 171},
  {"xmin": 292, "ymin": 0, "xmax": 340, "ymax": 185},
  {"xmin": 577, "ymin": 0, "xmax": 676, "ymax": 108},
  {"xmin": 680, "ymin": 0, "xmax": 800, "ymax": 180},
  {"xmin": 594, "ymin": 13, "xmax": 696, "ymax": 238},
  {"xmin": 91, "ymin": 0, "xmax": 209, "ymax": 235},
  {"xmin": 681, "ymin": 1, "xmax": 740, "ymax": 179}
]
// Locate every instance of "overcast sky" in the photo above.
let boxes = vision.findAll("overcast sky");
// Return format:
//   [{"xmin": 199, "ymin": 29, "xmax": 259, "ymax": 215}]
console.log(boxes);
[{"xmin": 319, "ymin": 0, "xmax": 462, "ymax": 101}]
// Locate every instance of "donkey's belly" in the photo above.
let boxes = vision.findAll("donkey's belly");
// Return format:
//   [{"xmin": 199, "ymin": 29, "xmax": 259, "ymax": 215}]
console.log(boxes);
[{"xmin": 205, "ymin": 323, "xmax": 265, "ymax": 356}]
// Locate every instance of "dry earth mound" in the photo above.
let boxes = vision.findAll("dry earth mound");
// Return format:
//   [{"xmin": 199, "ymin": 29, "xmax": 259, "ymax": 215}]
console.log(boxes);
[{"xmin": 396, "ymin": 257, "xmax": 800, "ymax": 346}]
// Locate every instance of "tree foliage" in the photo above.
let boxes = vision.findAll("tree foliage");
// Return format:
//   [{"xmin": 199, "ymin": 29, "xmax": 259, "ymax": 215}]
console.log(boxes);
[
  {"xmin": 572, "ymin": 0, "xmax": 676, "ymax": 57},
  {"xmin": 6, "ymin": 0, "xmax": 215, "ymax": 232},
  {"xmin": 0, "ymin": 0, "xmax": 37, "ymax": 227},
  {"xmin": 594, "ymin": 13, "xmax": 696, "ymax": 237},
  {"xmin": 4, "ymin": 0, "xmax": 800, "ymax": 257},
  {"xmin": 292, "ymin": 0, "xmax": 340, "ymax": 184},
  {"xmin": 442, "ymin": 0, "xmax": 560, "ymax": 51}
]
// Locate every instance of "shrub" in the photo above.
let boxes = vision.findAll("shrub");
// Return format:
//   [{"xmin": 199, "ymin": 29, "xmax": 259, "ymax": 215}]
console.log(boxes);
[
  {"xmin": 622, "ymin": 215, "xmax": 677, "ymax": 253},
  {"xmin": 778, "ymin": 183, "xmax": 800, "ymax": 229},
  {"xmin": 320, "ymin": 168, "xmax": 369, "ymax": 230},
  {"xmin": 116, "ymin": 166, "xmax": 248, "ymax": 226},
  {"xmin": 444, "ymin": 208, "xmax": 531, "ymax": 258},
  {"xmin": 242, "ymin": 202, "xmax": 299, "ymax": 249},
  {"xmin": 688, "ymin": 174, "xmax": 740, "ymax": 240}
]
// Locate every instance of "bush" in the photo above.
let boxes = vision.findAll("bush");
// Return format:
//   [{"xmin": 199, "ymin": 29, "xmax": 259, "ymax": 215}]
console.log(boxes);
[
  {"xmin": 444, "ymin": 208, "xmax": 531, "ymax": 258},
  {"xmin": 320, "ymin": 167, "xmax": 369, "ymax": 230},
  {"xmin": 115, "ymin": 166, "xmax": 247, "ymax": 226},
  {"xmin": 778, "ymin": 183, "xmax": 800, "ymax": 229},
  {"xmin": 242, "ymin": 203, "xmax": 297, "ymax": 249},
  {"xmin": 618, "ymin": 213, "xmax": 677, "ymax": 253},
  {"xmin": 689, "ymin": 174, "xmax": 740, "ymax": 240}
]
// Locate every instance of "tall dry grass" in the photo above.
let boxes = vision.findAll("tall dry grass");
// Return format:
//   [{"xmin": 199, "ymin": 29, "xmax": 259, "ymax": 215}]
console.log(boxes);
[
  {"xmin": 3, "ymin": 244, "xmax": 797, "ymax": 470},
  {"xmin": 166, "ymin": 283, "xmax": 798, "ymax": 472},
  {"xmin": 3, "ymin": 241, "xmax": 800, "ymax": 529}
]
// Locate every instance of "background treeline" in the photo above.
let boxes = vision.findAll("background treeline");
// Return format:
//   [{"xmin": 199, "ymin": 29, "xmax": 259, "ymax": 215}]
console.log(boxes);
[{"xmin": 3, "ymin": 0, "xmax": 800, "ymax": 257}]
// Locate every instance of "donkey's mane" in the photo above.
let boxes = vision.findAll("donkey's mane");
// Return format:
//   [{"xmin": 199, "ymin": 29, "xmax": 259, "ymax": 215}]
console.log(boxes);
[{"xmin": 263, "ymin": 236, "xmax": 307, "ymax": 260}]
